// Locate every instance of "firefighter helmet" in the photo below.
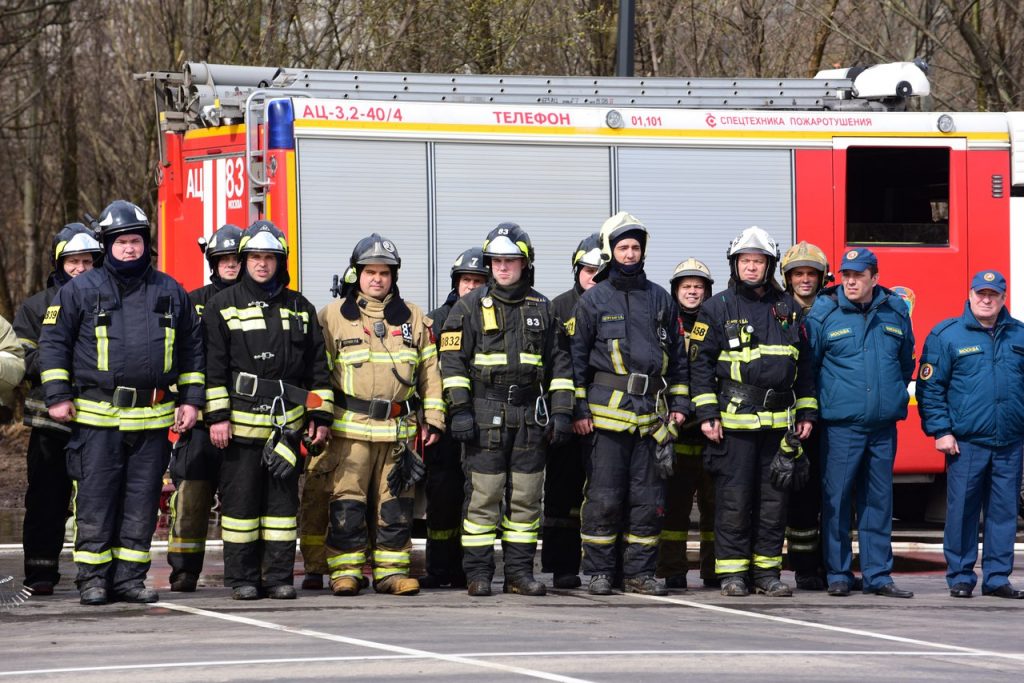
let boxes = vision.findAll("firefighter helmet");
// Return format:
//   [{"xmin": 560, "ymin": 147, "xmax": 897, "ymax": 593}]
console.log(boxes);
[
  {"xmin": 781, "ymin": 241, "xmax": 829, "ymax": 275},
  {"xmin": 96, "ymin": 200, "xmax": 149, "ymax": 242},
  {"xmin": 239, "ymin": 220, "xmax": 288, "ymax": 256},
  {"xmin": 727, "ymin": 225, "xmax": 780, "ymax": 286},
  {"xmin": 199, "ymin": 224, "xmax": 244, "ymax": 269},
  {"xmin": 450, "ymin": 247, "xmax": 487, "ymax": 290},
  {"xmin": 350, "ymin": 233, "xmax": 401, "ymax": 268},
  {"xmin": 670, "ymin": 258, "xmax": 714, "ymax": 286},
  {"xmin": 52, "ymin": 223, "xmax": 102, "ymax": 268},
  {"xmin": 598, "ymin": 211, "xmax": 648, "ymax": 265},
  {"xmin": 572, "ymin": 233, "xmax": 603, "ymax": 270},
  {"xmin": 482, "ymin": 222, "xmax": 534, "ymax": 264}
]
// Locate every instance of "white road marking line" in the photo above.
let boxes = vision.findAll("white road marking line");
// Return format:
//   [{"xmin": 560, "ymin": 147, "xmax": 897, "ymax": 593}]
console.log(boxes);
[
  {"xmin": 1, "ymin": 649, "xmax": 1016, "ymax": 677},
  {"xmin": 150, "ymin": 601, "xmax": 593, "ymax": 683},
  {"xmin": 625, "ymin": 593, "xmax": 1024, "ymax": 662}
]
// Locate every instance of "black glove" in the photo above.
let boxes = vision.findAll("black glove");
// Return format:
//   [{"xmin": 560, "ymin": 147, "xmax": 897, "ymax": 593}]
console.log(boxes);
[
  {"xmin": 262, "ymin": 428, "xmax": 303, "ymax": 479},
  {"xmin": 302, "ymin": 432, "xmax": 325, "ymax": 457},
  {"xmin": 387, "ymin": 443, "xmax": 427, "ymax": 497},
  {"xmin": 654, "ymin": 439, "xmax": 675, "ymax": 479},
  {"xmin": 450, "ymin": 409, "xmax": 477, "ymax": 443},
  {"xmin": 548, "ymin": 413, "xmax": 573, "ymax": 446},
  {"xmin": 770, "ymin": 429, "xmax": 808, "ymax": 490}
]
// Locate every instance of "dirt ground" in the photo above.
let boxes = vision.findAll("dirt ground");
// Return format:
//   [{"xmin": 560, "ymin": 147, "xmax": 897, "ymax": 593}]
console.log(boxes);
[{"xmin": 0, "ymin": 423, "xmax": 29, "ymax": 509}]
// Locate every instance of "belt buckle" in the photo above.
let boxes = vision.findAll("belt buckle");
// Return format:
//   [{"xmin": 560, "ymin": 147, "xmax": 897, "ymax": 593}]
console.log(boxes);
[
  {"xmin": 626, "ymin": 373, "xmax": 649, "ymax": 396},
  {"xmin": 112, "ymin": 386, "xmax": 137, "ymax": 408},
  {"xmin": 506, "ymin": 384, "xmax": 520, "ymax": 403},
  {"xmin": 235, "ymin": 372, "xmax": 258, "ymax": 398},
  {"xmin": 367, "ymin": 398, "xmax": 391, "ymax": 420}
]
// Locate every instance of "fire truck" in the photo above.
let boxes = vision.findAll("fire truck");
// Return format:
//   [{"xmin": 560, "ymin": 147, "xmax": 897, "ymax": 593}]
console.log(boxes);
[{"xmin": 138, "ymin": 60, "xmax": 1024, "ymax": 520}]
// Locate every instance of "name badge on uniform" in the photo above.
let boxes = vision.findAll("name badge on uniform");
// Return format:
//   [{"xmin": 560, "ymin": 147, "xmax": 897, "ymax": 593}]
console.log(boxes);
[
  {"xmin": 439, "ymin": 331, "xmax": 462, "ymax": 351},
  {"xmin": 42, "ymin": 305, "xmax": 60, "ymax": 325},
  {"xmin": 690, "ymin": 322, "xmax": 709, "ymax": 342}
]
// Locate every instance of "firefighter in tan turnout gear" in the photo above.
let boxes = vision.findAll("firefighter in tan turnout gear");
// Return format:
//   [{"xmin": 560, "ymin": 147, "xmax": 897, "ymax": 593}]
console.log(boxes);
[
  {"xmin": 440, "ymin": 223, "xmax": 574, "ymax": 597},
  {"xmin": 317, "ymin": 234, "xmax": 445, "ymax": 596}
]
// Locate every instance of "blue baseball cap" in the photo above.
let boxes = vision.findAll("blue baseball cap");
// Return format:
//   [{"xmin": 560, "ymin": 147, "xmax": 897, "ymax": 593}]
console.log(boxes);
[
  {"xmin": 970, "ymin": 269, "xmax": 1006, "ymax": 294},
  {"xmin": 839, "ymin": 248, "xmax": 878, "ymax": 273}
]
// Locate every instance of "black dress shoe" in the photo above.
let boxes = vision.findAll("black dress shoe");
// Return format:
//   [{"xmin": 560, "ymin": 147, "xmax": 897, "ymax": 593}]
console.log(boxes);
[
  {"xmin": 949, "ymin": 583, "xmax": 973, "ymax": 598},
  {"xmin": 80, "ymin": 586, "xmax": 108, "ymax": 606},
  {"xmin": 982, "ymin": 584, "xmax": 1024, "ymax": 599},
  {"xmin": 865, "ymin": 582, "xmax": 914, "ymax": 598},
  {"xmin": 827, "ymin": 581, "xmax": 850, "ymax": 596}
]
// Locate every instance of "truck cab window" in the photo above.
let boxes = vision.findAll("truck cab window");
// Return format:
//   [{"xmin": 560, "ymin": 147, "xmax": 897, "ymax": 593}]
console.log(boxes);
[{"xmin": 846, "ymin": 147, "xmax": 950, "ymax": 246}]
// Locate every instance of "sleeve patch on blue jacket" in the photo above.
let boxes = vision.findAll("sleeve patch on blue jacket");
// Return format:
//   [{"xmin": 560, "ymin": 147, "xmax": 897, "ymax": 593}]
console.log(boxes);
[{"xmin": 919, "ymin": 363, "xmax": 934, "ymax": 380}]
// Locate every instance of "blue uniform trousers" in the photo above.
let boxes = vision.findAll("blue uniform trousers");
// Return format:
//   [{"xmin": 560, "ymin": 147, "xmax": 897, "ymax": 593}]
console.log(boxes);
[
  {"xmin": 821, "ymin": 423, "xmax": 897, "ymax": 589},
  {"xmin": 944, "ymin": 440, "xmax": 1023, "ymax": 591}
]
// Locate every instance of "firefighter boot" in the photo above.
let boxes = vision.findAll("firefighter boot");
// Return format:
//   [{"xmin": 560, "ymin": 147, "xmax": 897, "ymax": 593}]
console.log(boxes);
[
  {"xmin": 232, "ymin": 585, "xmax": 260, "ymax": 600},
  {"xmin": 79, "ymin": 587, "xmax": 108, "ymax": 606},
  {"xmin": 467, "ymin": 577, "xmax": 493, "ymax": 597},
  {"xmin": 588, "ymin": 575, "xmax": 613, "ymax": 595},
  {"xmin": 665, "ymin": 574, "xmax": 688, "ymax": 590},
  {"xmin": 330, "ymin": 576, "xmax": 362, "ymax": 596},
  {"xmin": 504, "ymin": 574, "xmax": 547, "ymax": 596},
  {"xmin": 624, "ymin": 575, "xmax": 668, "ymax": 596},
  {"xmin": 116, "ymin": 586, "xmax": 160, "ymax": 603},
  {"xmin": 720, "ymin": 575, "xmax": 749, "ymax": 597},
  {"xmin": 267, "ymin": 585, "xmax": 297, "ymax": 600},
  {"xmin": 170, "ymin": 572, "xmax": 199, "ymax": 593},
  {"xmin": 301, "ymin": 573, "xmax": 325, "ymax": 590},
  {"xmin": 754, "ymin": 577, "xmax": 793, "ymax": 597},
  {"xmin": 375, "ymin": 574, "xmax": 420, "ymax": 596}
]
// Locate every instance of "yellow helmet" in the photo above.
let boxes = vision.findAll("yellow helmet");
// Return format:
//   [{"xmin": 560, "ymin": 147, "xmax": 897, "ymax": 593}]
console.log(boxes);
[{"xmin": 781, "ymin": 241, "xmax": 828, "ymax": 275}]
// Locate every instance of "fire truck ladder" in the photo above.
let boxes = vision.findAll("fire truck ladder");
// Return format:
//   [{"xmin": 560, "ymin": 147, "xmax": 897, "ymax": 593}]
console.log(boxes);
[{"xmin": 136, "ymin": 60, "xmax": 929, "ymax": 217}]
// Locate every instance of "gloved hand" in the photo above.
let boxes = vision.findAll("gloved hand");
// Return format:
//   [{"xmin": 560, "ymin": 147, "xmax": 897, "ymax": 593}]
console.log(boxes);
[
  {"xmin": 450, "ymin": 409, "xmax": 477, "ymax": 443},
  {"xmin": 654, "ymin": 441, "xmax": 675, "ymax": 479},
  {"xmin": 770, "ymin": 429, "xmax": 808, "ymax": 490},
  {"xmin": 387, "ymin": 443, "xmax": 427, "ymax": 497},
  {"xmin": 548, "ymin": 413, "xmax": 573, "ymax": 446},
  {"xmin": 302, "ymin": 432, "xmax": 325, "ymax": 457},
  {"xmin": 262, "ymin": 428, "xmax": 303, "ymax": 479}
]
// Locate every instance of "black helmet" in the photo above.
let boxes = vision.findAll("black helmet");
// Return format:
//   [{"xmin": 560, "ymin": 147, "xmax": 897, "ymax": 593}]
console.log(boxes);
[
  {"xmin": 199, "ymin": 224, "xmax": 244, "ymax": 269},
  {"xmin": 482, "ymin": 222, "xmax": 534, "ymax": 285},
  {"xmin": 96, "ymin": 200, "xmax": 150, "ymax": 243},
  {"xmin": 52, "ymin": 223, "xmax": 102, "ymax": 269},
  {"xmin": 449, "ymin": 247, "xmax": 487, "ymax": 290},
  {"xmin": 350, "ymin": 233, "xmax": 401, "ymax": 268},
  {"xmin": 239, "ymin": 220, "xmax": 287, "ymax": 256}
]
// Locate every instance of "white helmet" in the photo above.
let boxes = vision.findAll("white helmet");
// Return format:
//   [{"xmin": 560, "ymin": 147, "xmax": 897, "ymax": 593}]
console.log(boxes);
[{"xmin": 727, "ymin": 226, "xmax": 780, "ymax": 287}]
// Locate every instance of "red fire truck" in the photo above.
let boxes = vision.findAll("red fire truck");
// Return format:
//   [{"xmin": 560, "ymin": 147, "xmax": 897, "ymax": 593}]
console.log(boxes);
[{"xmin": 138, "ymin": 60, "xmax": 1024, "ymax": 520}]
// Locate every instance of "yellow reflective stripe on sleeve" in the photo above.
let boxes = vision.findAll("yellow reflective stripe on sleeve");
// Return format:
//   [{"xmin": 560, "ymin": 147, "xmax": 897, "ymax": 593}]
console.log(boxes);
[
  {"xmin": 420, "ymin": 345, "xmax": 438, "ymax": 361},
  {"xmin": 422, "ymin": 398, "xmax": 447, "ymax": 412},
  {"xmin": 693, "ymin": 393, "xmax": 718, "ymax": 407},
  {"xmin": 794, "ymin": 397, "xmax": 818, "ymax": 411},
  {"xmin": 18, "ymin": 337, "xmax": 38, "ymax": 349},
  {"xmin": 41, "ymin": 368, "xmax": 70, "ymax": 383},
  {"xmin": 112, "ymin": 547, "xmax": 151, "ymax": 563},
  {"xmin": 716, "ymin": 558, "xmax": 751, "ymax": 573},
  {"xmin": 473, "ymin": 352, "xmax": 508, "ymax": 366},
  {"xmin": 581, "ymin": 533, "xmax": 617, "ymax": 545},
  {"xmin": 73, "ymin": 549, "xmax": 112, "ymax": 564},
  {"xmin": 442, "ymin": 376, "xmax": 471, "ymax": 390},
  {"xmin": 178, "ymin": 372, "xmax": 204, "ymax": 386},
  {"xmin": 609, "ymin": 340, "xmax": 626, "ymax": 373},
  {"xmin": 519, "ymin": 352, "xmax": 543, "ymax": 366},
  {"xmin": 574, "ymin": 387, "xmax": 587, "ymax": 399},
  {"xmin": 96, "ymin": 325, "xmax": 109, "ymax": 371},
  {"xmin": 549, "ymin": 378, "xmax": 574, "ymax": 392},
  {"xmin": 753, "ymin": 554, "xmax": 783, "ymax": 569},
  {"xmin": 163, "ymin": 327, "xmax": 176, "ymax": 373},
  {"xmin": 668, "ymin": 383, "xmax": 688, "ymax": 397}
]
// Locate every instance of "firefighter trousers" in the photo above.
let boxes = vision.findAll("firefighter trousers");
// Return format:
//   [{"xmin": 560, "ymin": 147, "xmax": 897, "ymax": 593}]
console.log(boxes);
[
  {"xmin": 580, "ymin": 429, "xmax": 665, "ymax": 578},
  {"xmin": 424, "ymin": 432, "xmax": 465, "ymax": 583},
  {"xmin": 298, "ymin": 451, "xmax": 331, "ymax": 577},
  {"xmin": 461, "ymin": 401, "xmax": 546, "ymax": 582},
  {"xmin": 821, "ymin": 424, "xmax": 897, "ymax": 590},
  {"xmin": 22, "ymin": 427, "xmax": 71, "ymax": 586},
  {"xmin": 785, "ymin": 430, "xmax": 825, "ymax": 580},
  {"xmin": 66, "ymin": 426, "xmax": 170, "ymax": 592},
  {"xmin": 219, "ymin": 439, "xmax": 299, "ymax": 589},
  {"xmin": 706, "ymin": 429, "xmax": 788, "ymax": 581},
  {"xmin": 656, "ymin": 447, "xmax": 715, "ymax": 582},
  {"xmin": 541, "ymin": 434, "xmax": 585, "ymax": 578},
  {"xmin": 324, "ymin": 438, "xmax": 415, "ymax": 585},
  {"xmin": 167, "ymin": 427, "xmax": 221, "ymax": 581}
]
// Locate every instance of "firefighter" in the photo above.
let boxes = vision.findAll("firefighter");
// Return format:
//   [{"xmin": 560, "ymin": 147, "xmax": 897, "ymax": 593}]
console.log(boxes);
[
  {"xmin": 805, "ymin": 248, "xmax": 915, "ymax": 598},
  {"xmin": 780, "ymin": 241, "xmax": 830, "ymax": 591},
  {"xmin": 541, "ymin": 233, "xmax": 602, "ymax": 590},
  {"xmin": 315, "ymin": 234, "xmax": 445, "ymax": 597},
  {"xmin": 39, "ymin": 200, "xmax": 204, "ymax": 605},
  {"xmin": 14, "ymin": 224, "xmax": 102, "ymax": 595},
  {"xmin": 419, "ymin": 247, "xmax": 488, "ymax": 589},
  {"xmin": 917, "ymin": 270, "xmax": 1024, "ymax": 599},
  {"xmin": 166, "ymin": 224, "xmax": 243, "ymax": 592},
  {"xmin": 0, "ymin": 315, "xmax": 25, "ymax": 423},
  {"xmin": 656, "ymin": 258, "xmax": 716, "ymax": 590},
  {"xmin": 204, "ymin": 220, "xmax": 333, "ymax": 600},
  {"xmin": 440, "ymin": 222, "xmax": 574, "ymax": 597},
  {"xmin": 570, "ymin": 212, "xmax": 688, "ymax": 597},
  {"xmin": 689, "ymin": 226, "xmax": 816, "ymax": 598}
]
